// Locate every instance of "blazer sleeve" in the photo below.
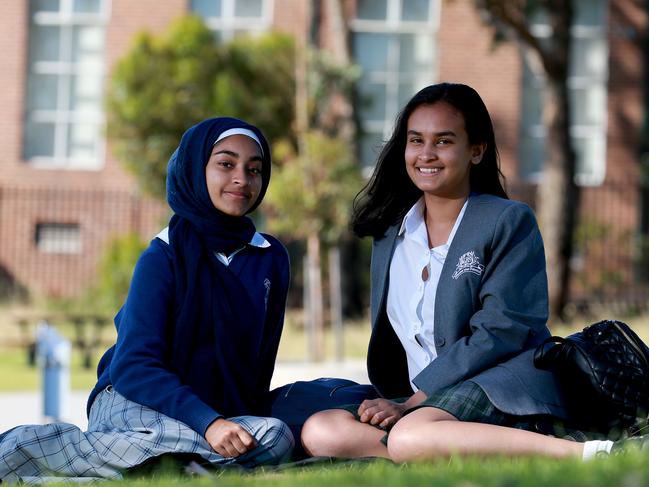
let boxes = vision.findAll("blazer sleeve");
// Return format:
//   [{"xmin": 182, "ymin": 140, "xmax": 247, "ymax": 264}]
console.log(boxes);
[
  {"xmin": 412, "ymin": 203, "xmax": 549, "ymax": 396},
  {"xmin": 109, "ymin": 241, "xmax": 222, "ymax": 436}
]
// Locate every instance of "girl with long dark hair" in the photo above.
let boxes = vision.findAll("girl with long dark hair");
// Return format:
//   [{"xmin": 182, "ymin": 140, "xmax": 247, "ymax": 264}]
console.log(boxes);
[{"xmin": 301, "ymin": 83, "xmax": 641, "ymax": 460}]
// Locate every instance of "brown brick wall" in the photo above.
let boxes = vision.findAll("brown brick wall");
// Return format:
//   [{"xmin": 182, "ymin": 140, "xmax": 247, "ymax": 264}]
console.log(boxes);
[
  {"xmin": 273, "ymin": 0, "xmax": 309, "ymax": 40},
  {"xmin": 0, "ymin": 1, "xmax": 28, "ymax": 182},
  {"xmin": 0, "ymin": 187, "xmax": 168, "ymax": 298},
  {"xmin": 603, "ymin": 0, "xmax": 645, "ymax": 187}
]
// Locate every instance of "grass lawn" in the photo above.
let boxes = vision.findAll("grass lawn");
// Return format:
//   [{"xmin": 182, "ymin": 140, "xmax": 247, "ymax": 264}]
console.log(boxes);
[
  {"xmin": 116, "ymin": 452, "xmax": 649, "ymax": 487},
  {"xmin": 0, "ymin": 348, "xmax": 100, "ymax": 391}
]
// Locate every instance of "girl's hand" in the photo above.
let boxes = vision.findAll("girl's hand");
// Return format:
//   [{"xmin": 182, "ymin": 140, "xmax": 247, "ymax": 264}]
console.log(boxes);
[
  {"xmin": 357, "ymin": 398, "xmax": 406, "ymax": 429},
  {"xmin": 205, "ymin": 418, "xmax": 257, "ymax": 457},
  {"xmin": 357, "ymin": 390, "xmax": 428, "ymax": 429}
]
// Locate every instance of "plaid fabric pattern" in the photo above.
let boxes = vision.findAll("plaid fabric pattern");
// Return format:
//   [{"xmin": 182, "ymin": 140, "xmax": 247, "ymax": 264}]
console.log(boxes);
[
  {"xmin": 339, "ymin": 381, "xmax": 513, "ymax": 425},
  {"xmin": 0, "ymin": 387, "xmax": 293, "ymax": 484},
  {"xmin": 337, "ymin": 381, "xmax": 521, "ymax": 446},
  {"xmin": 414, "ymin": 380, "xmax": 511, "ymax": 424}
]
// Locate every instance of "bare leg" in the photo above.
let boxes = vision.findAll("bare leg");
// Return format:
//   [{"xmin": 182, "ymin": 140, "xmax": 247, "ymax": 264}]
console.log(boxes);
[
  {"xmin": 301, "ymin": 410, "xmax": 389, "ymax": 458},
  {"xmin": 387, "ymin": 407, "xmax": 584, "ymax": 462}
]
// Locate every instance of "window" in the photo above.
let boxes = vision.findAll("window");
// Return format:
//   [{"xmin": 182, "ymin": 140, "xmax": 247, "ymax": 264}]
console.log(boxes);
[
  {"xmin": 191, "ymin": 0, "xmax": 273, "ymax": 42},
  {"xmin": 519, "ymin": 0, "xmax": 608, "ymax": 186},
  {"xmin": 23, "ymin": 0, "xmax": 109, "ymax": 169},
  {"xmin": 35, "ymin": 222, "xmax": 82, "ymax": 254},
  {"xmin": 350, "ymin": 0, "xmax": 439, "ymax": 172}
]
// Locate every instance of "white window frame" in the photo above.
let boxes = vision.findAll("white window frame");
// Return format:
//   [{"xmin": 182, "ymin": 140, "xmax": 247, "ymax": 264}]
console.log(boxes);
[
  {"xmin": 191, "ymin": 0, "xmax": 274, "ymax": 42},
  {"xmin": 520, "ymin": 5, "xmax": 609, "ymax": 187},
  {"xmin": 350, "ymin": 0, "xmax": 440, "ymax": 171},
  {"xmin": 35, "ymin": 222, "xmax": 83, "ymax": 254},
  {"xmin": 24, "ymin": 0, "xmax": 110, "ymax": 170}
]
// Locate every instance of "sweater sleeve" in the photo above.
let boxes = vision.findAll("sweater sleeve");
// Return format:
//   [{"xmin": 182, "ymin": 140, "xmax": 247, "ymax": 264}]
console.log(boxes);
[
  {"xmin": 109, "ymin": 240, "xmax": 222, "ymax": 436},
  {"xmin": 412, "ymin": 203, "xmax": 549, "ymax": 395}
]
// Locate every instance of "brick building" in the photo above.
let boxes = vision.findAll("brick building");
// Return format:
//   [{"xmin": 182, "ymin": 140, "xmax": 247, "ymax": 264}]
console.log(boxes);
[{"xmin": 0, "ymin": 0, "xmax": 647, "ymax": 307}]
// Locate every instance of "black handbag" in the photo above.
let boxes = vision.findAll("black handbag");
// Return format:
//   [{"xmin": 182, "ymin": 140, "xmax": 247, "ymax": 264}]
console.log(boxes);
[{"xmin": 534, "ymin": 319, "xmax": 649, "ymax": 433}]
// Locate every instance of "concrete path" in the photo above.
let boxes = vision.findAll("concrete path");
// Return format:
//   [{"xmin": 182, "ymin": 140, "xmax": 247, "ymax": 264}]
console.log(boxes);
[{"xmin": 0, "ymin": 360, "xmax": 368, "ymax": 432}]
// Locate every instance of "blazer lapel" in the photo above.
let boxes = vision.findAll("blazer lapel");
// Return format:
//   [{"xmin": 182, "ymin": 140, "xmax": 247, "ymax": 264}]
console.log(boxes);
[
  {"xmin": 440, "ymin": 197, "xmax": 481, "ymax": 281},
  {"xmin": 370, "ymin": 224, "xmax": 400, "ymax": 327}
]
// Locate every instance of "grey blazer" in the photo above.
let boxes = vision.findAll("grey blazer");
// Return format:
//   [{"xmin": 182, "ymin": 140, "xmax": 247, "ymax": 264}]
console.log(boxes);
[{"xmin": 366, "ymin": 194, "xmax": 568, "ymax": 418}]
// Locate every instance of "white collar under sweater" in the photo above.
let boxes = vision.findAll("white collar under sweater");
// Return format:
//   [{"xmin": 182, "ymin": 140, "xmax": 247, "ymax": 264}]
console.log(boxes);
[{"xmin": 155, "ymin": 227, "xmax": 270, "ymax": 267}]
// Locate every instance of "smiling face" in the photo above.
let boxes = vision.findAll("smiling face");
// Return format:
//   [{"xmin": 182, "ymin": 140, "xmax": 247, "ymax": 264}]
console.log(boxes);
[
  {"xmin": 404, "ymin": 102, "xmax": 485, "ymax": 201},
  {"xmin": 205, "ymin": 134, "xmax": 263, "ymax": 216}
]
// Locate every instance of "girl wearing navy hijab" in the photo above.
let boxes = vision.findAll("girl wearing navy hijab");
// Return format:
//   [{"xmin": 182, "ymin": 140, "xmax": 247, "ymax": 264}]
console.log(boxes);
[{"xmin": 0, "ymin": 118, "xmax": 293, "ymax": 482}]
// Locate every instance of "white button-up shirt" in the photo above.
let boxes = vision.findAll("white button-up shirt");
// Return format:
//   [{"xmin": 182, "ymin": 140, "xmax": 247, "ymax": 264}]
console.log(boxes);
[{"xmin": 386, "ymin": 197, "xmax": 468, "ymax": 391}]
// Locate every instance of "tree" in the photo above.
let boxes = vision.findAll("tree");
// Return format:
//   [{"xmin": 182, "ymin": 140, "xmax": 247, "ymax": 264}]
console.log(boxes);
[
  {"xmin": 264, "ymin": 50, "xmax": 362, "ymax": 361},
  {"xmin": 264, "ymin": 0, "xmax": 362, "ymax": 360},
  {"xmin": 473, "ymin": 1, "xmax": 577, "ymax": 319},
  {"xmin": 107, "ymin": 16, "xmax": 295, "ymax": 198}
]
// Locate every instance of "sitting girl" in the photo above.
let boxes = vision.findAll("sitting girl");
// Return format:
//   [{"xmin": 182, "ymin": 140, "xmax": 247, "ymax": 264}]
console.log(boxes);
[
  {"xmin": 0, "ymin": 117, "xmax": 293, "ymax": 482},
  {"xmin": 300, "ymin": 83, "xmax": 642, "ymax": 461}
]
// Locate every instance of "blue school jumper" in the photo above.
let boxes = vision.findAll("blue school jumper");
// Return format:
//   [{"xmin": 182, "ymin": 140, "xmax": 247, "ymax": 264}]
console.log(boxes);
[{"xmin": 89, "ymin": 230, "xmax": 290, "ymax": 436}]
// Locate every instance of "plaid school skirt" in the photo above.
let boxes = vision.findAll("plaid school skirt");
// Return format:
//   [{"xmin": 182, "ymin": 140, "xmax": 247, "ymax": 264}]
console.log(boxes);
[
  {"xmin": 339, "ymin": 380, "xmax": 531, "ymax": 445},
  {"xmin": 0, "ymin": 387, "xmax": 293, "ymax": 484}
]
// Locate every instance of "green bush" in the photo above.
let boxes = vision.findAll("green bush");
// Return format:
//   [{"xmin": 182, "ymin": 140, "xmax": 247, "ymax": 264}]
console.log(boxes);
[{"xmin": 94, "ymin": 233, "xmax": 147, "ymax": 313}]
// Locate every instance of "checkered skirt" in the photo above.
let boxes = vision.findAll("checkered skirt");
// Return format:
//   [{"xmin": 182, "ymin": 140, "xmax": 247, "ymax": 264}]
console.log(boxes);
[{"xmin": 0, "ymin": 387, "xmax": 293, "ymax": 484}]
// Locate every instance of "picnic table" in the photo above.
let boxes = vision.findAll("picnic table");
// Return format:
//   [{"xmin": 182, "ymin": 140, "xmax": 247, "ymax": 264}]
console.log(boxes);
[{"xmin": 11, "ymin": 312, "xmax": 111, "ymax": 369}]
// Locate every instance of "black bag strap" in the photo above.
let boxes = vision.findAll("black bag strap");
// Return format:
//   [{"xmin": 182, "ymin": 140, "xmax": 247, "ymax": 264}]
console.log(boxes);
[{"xmin": 533, "ymin": 336, "xmax": 567, "ymax": 370}]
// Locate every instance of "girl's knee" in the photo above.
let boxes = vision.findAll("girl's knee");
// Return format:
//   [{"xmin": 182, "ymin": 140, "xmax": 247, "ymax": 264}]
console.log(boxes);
[
  {"xmin": 227, "ymin": 416, "xmax": 294, "ymax": 465},
  {"xmin": 387, "ymin": 414, "xmax": 446, "ymax": 463},
  {"xmin": 387, "ymin": 419, "xmax": 419, "ymax": 463},
  {"xmin": 300, "ymin": 410, "xmax": 353, "ymax": 457},
  {"xmin": 255, "ymin": 417, "xmax": 294, "ymax": 462}
]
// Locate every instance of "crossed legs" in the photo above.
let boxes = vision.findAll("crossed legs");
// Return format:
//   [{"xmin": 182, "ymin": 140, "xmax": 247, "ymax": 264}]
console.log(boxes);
[{"xmin": 301, "ymin": 407, "xmax": 584, "ymax": 462}]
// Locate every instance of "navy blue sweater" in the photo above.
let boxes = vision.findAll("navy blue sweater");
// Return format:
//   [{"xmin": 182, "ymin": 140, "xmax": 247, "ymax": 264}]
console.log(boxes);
[{"xmin": 88, "ymin": 234, "xmax": 290, "ymax": 436}]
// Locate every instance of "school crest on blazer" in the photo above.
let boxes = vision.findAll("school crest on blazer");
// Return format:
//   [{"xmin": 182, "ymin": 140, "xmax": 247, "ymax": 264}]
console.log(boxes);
[{"xmin": 452, "ymin": 251, "xmax": 484, "ymax": 279}]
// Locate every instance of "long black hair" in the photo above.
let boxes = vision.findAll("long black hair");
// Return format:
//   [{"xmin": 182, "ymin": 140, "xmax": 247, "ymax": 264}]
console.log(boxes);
[{"xmin": 351, "ymin": 82, "xmax": 507, "ymax": 239}]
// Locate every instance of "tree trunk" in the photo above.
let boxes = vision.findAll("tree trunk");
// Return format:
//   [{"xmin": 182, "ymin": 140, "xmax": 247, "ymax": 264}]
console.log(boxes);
[
  {"xmin": 536, "ymin": 2, "xmax": 577, "ymax": 321},
  {"xmin": 319, "ymin": 0, "xmax": 355, "ymax": 140},
  {"xmin": 537, "ymin": 81, "xmax": 578, "ymax": 320},
  {"xmin": 306, "ymin": 233, "xmax": 324, "ymax": 361},
  {"xmin": 328, "ymin": 245, "xmax": 344, "ymax": 361}
]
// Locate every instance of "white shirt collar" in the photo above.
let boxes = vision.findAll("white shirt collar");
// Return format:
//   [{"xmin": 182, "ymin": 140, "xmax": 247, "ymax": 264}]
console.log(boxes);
[
  {"xmin": 249, "ymin": 231, "xmax": 271, "ymax": 248},
  {"xmin": 398, "ymin": 197, "xmax": 426, "ymax": 237},
  {"xmin": 397, "ymin": 196, "xmax": 469, "ymax": 249},
  {"xmin": 155, "ymin": 227, "xmax": 270, "ymax": 248}
]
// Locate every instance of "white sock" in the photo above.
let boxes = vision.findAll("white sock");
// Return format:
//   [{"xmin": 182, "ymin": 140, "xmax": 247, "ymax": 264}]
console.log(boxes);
[{"xmin": 582, "ymin": 440, "xmax": 614, "ymax": 460}]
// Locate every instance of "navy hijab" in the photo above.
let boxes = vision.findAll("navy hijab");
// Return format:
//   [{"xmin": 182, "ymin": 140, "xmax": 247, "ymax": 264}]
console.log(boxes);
[{"xmin": 166, "ymin": 117, "xmax": 272, "ymax": 417}]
